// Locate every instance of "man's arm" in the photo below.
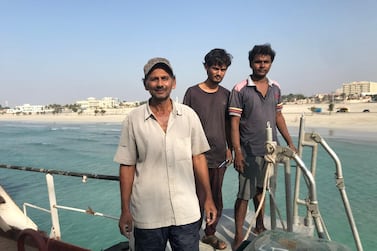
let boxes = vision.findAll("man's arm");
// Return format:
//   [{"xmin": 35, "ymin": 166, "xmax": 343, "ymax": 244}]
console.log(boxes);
[
  {"xmin": 192, "ymin": 153, "xmax": 217, "ymax": 225},
  {"xmin": 231, "ymin": 116, "xmax": 246, "ymax": 173},
  {"xmin": 118, "ymin": 164, "xmax": 135, "ymax": 237},
  {"xmin": 276, "ymin": 111, "xmax": 297, "ymax": 152},
  {"xmin": 225, "ymin": 115, "xmax": 233, "ymax": 163}
]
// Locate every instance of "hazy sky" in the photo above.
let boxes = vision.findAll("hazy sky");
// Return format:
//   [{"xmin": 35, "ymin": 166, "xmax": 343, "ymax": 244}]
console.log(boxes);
[{"xmin": 1, "ymin": 0, "xmax": 376, "ymax": 107}]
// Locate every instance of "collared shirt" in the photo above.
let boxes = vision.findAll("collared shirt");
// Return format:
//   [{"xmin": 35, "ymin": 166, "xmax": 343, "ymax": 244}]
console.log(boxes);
[
  {"xmin": 114, "ymin": 100, "xmax": 210, "ymax": 229},
  {"xmin": 228, "ymin": 76, "xmax": 282, "ymax": 156}
]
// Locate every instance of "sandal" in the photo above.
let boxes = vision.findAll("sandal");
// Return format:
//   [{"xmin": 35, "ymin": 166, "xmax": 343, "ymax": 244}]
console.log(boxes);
[
  {"xmin": 201, "ymin": 235, "xmax": 227, "ymax": 250},
  {"xmin": 252, "ymin": 226, "xmax": 267, "ymax": 235}
]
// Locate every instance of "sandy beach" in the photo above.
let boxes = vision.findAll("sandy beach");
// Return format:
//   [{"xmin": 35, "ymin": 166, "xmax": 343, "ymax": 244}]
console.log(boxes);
[
  {"xmin": 283, "ymin": 102, "xmax": 377, "ymax": 131},
  {"xmin": 1, "ymin": 102, "xmax": 376, "ymax": 134}
]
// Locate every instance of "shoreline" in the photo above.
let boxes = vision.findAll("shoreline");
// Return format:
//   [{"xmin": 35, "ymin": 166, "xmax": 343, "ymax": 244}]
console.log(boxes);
[
  {"xmin": 0, "ymin": 113, "xmax": 128, "ymax": 124},
  {"xmin": 1, "ymin": 103, "xmax": 377, "ymax": 137}
]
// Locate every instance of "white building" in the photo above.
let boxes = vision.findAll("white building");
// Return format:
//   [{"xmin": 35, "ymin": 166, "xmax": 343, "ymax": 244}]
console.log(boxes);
[
  {"xmin": 6, "ymin": 104, "xmax": 51, "ymax": 114},
  {"xmin": 342, "ymin": 81, "xmax": 377, "ymax": 96},
  {"xmin": 121, "ymin": 101, "xmax": 141, "ymax": 107},
  {"xmin": 76, "ymin": 97, "xmax": 120, "ymax": 110},
  {"xmin": 100, "ymin": 97, "xmax": 120, "ymax": 108}
]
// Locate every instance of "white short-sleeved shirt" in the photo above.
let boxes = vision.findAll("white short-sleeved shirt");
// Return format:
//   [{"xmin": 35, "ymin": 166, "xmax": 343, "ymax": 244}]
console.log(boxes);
[{"xmin": 114, "ymin": 100, "xmax": 210, "ymax": 229}]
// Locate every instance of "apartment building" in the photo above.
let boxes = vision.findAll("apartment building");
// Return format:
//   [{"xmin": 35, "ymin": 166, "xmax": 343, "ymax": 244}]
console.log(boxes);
[
  {"xmin": 76, "ymin": 97, "xmax": 121, "ymax": 110},
  {"xmin": 342, "ymin": 81, "xmax": 377, "ymax": 96}
]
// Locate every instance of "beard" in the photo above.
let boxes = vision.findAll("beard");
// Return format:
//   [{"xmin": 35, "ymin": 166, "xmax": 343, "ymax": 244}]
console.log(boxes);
[{"xmin": 211, "ymin": 75, "xmax": 223, "ymax": 84}]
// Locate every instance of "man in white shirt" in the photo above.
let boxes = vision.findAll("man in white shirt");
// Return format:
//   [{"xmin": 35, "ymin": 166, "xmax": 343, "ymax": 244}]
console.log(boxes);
[{"xmin": 114, "ymin": 57, "xmax": 217, "ymax": 251}]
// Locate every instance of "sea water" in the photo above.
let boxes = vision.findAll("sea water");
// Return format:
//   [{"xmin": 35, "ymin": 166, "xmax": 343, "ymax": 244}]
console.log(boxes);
[{"xmin": 0, "ymin": 121, "xmax": 376, "ymax": 251}]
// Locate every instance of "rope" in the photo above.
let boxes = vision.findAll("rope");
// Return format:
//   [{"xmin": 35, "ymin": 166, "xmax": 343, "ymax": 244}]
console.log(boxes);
[
  {"xmin": 243, "ymin": 162, "xmax": 273, "ymax": 241},
  {"xmin": 243, "ymin": 142, "xmax": 276, "ymax": 241}
]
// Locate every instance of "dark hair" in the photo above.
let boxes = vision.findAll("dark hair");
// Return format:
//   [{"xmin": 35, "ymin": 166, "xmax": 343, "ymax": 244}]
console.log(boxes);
[
  {"xmin": 204, "ymin": 48, "xmax": 232, "ymax": 67},
  {"xmin": 248, "ymin": 44, "xmax": 276, "ymax": 63}
]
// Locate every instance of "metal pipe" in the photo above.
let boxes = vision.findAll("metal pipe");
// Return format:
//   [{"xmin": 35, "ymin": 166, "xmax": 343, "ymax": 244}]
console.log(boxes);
[
  {"xmin": 46, "ymin": 174, "xmax": 61, "ymax": 240},
  {"xmin": 55, "ymin": 205, "xmax": 118, "ymax": 220},
  {"xmin": 311, "ymin": 133, "xmax": 363, "ymax": 251},
  {"xmin": 23, "ymin": 202, "xmax": 51, "ymax": 215},
  {"xmin": 291, "ymin": 153, "xmax": 328, "ymax": 239},
  {"xmin": 283, "ymin": 158, "xmax": 293, "ymax": 232},
  {"xmin": 0, "ymin": 164, "xmax": 119, "ymax": 181},
  {"xmin": 293, "ymin": 115, "xmax": 305, "ymax": 224}
]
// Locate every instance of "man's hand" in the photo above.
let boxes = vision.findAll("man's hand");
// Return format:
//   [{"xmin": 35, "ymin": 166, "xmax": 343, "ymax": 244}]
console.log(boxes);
[
  {"xmin": 226, "ymin": 148, "xmax": 233, "ymax": 166},
  {"xmin": 119, "ymin": 211, "xmax": 133, "ymax": 238},
  {"xmin": 204, "ymin": 199, "xmax": 217, "ymax": 225},
  {"xmin": 288, "ymin": 143, "xmax": 297, "ymax": 154},
  {"xmin": 234, "ymin": 149, "xmax": 246, "ymax": 173}
]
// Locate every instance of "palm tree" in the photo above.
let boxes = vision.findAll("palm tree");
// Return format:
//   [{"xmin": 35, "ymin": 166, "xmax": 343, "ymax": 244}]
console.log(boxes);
[{"xmin": 329, "ymin": 103, "xmax": 334, "ymax": 115}]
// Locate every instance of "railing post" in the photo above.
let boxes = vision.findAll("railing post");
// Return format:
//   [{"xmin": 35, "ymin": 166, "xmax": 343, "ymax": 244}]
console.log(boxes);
[{"xmin": 46, "ymin": 173, "xmax": 61, "ymax": 240}]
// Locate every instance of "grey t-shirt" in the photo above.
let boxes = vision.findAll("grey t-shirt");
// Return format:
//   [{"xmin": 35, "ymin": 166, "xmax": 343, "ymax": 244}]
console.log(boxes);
[{"xmin": 229, "ymin": 76, "xmax": 282, "ymax": 156}]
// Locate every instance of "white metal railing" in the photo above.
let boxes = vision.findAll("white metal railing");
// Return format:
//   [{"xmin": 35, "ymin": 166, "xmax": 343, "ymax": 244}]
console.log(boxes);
[
  {"xmin": 243, "ymin": 115, "xmax": 363, "ymax": 251},
  {"xmin": 293, "ymin": 115, "xmax": 363, "ymax": 251},
  {"xmin": 0, "ymin": 164, "xmax": 121, "ymax": 241}
]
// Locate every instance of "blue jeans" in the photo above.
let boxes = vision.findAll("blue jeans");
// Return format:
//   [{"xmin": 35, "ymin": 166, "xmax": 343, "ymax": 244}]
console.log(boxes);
[{"xmin": 134, "ymin": 220, "xmax": 200, "ymax": 251}]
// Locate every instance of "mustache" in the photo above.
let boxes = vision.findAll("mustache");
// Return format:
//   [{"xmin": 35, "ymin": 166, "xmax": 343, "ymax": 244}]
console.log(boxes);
[{"xmin": 151, "ymin": 85, "xmax": 166, "ymax": 91}]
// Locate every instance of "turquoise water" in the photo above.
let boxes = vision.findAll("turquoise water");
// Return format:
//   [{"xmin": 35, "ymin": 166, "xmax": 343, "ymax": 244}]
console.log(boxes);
[{"xmin": 0, "ymin": 121, "xmax": 376, "ymax": 250}]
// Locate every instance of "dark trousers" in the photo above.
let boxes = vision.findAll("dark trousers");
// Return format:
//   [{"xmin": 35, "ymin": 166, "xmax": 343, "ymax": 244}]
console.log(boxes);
[
  {"xmin": 196, "ymin": 166, "xmax": 227, "ymax": 236},
  {"xmin": 134, "ymin": 220, "xmax": 201, "ymax": 251}
]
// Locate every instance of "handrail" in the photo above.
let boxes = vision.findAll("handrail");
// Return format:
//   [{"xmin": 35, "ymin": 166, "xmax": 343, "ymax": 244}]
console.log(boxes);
[
  {"xmin": 292, "ymin": 115, "xmax": 363, "ymax": 251},
  {"xmin": 0, "ymin": 165, "xmax": 119, "ymax": 240},
  {"xmin": 278, "ymin": 146, "xmax": 327, "ymax": 239},
  {"xmin": 310, "ymin": 132, "xmax": 363, "ymax": 251},
  {"xmin": 0, "ymin": 164, "xmax": 119, "ymax": 181}
]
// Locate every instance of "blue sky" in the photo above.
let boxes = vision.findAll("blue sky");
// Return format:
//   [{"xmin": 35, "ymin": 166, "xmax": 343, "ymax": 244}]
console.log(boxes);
[{"xmin": 1, "ymin": 0, "xmax": 376, "ymax": 107}]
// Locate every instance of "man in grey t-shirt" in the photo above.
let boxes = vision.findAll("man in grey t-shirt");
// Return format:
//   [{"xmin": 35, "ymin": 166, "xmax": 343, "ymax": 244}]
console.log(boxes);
[{"xmin": 229, "ymin": 44, "xmax": 297, "ymax": 250}]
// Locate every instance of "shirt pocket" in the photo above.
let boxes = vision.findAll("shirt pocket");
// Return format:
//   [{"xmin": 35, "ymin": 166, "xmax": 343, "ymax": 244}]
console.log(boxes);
[{"xmin": 172, "ymin": 137, "xmax": 191, "ymax": 161}]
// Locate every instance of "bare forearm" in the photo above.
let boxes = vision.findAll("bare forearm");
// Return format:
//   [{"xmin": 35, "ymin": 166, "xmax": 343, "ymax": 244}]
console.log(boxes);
[
  {"xmin": 231, "ymin": 116, "xmax": 246, "ymax": 172},
  {"xmin": 192, "ymin": 153, "xmax": 217, "ymax": 225},
  {"xmin": 118, "ymin": 164, "xmax": 135, "ymax": 237},
  {"xmin": 119, "ymin": 164, "xmax": 135, "ymax": 213},
  {"xmin": 276, "ymin": 112, "xmax": 296, "ymax": 149},
  {"xmin": 192, "ymin": 154, "xmax": 212, "ymax": 199},
  {"xmin": 230, "ymin": 116, "xmax": 241, "ymax": 152},
  {"xmin": 225, "ymin": 118, "xmax": 233, "ymax": 150}
]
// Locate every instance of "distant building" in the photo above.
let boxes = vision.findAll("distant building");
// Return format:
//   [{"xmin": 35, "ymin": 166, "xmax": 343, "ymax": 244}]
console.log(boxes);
[
  {"xmin": 76, "ymin": 97, "xmax": 121, "ymax": 110},
  {"xmin": 6, "ymin": 104, "xmax": 52, "ymax": 114},
  {"xmin": 121, "ymin": 101, "xmax": 141, "ymax": 107},
  {"xmin": 342, "ymin": 81, "xmax": 377, "ymax": 96}
]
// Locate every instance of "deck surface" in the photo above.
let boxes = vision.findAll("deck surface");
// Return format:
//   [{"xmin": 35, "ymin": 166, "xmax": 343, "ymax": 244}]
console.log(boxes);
[
  {"xmin": 0, "ymin": 235, "xmax": 39, "ymax": 251},
  {"xmin": 1, "ymin": 208, "xmax": 314, "ymax": 251}
]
